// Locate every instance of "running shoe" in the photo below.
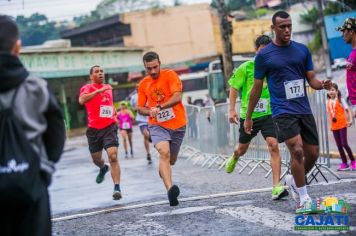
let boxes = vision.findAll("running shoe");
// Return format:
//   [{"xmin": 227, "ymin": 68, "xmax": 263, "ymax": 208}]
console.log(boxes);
[
  {"xmin": 271, "ymin": 186, "xmax": 289, "ymax": 200},
  {"xmin": 125, "ymin": 152, "xmax": 129, "ymax": 159},
  {"xmin": 113, "ymin": 184, "xmax": 122, "ymax": 200},
  {"xmin": 351, "ymin": 161, "xmax": 356, "ymax": 171},
  {"xmin": 285, "ymin": 174, "xmax": 299, "ymax": 202},
  {"xmin": 96, "ymin": 164, "xmax": 109, "ymax": 184},
  {"xmin": 337, "ymin": 163, "xmax": 349, "ymax": 171},
  {"xmin": 167, "ymin": 185, "xmax": 180, "ymax": 206},
  {"xmin": 225, "ymin": 155, "xmax": 238, "ymax": 173},
  {"xmin": 113, "ymin": 190, "xmax": 122, "ymax": 200},
  {"xmin": 130, "ymin": 149, "xmax": 134, "ymax": 158},
  {"xmin": 147, "ymin": 154, "xmax": 152, "ymax": 164},
  {"xmin": 296, "ymin": 197, "xmax": 313, "ymax": 214}
]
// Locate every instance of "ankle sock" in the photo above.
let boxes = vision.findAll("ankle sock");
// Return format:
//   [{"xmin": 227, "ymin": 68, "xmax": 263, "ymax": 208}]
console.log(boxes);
[
  {"xmin": 114, "ymin": 184, "xmax": 121, "ymax": 192},
  {"xmin": 297, "ymin": 186, "xmax": 310, "ymax": 204}
]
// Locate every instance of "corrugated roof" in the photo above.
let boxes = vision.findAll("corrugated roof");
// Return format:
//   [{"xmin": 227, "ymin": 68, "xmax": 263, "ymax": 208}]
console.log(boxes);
[{"xmin": 60, "ymin": 15, "xmax": 121, "ymax": 38}]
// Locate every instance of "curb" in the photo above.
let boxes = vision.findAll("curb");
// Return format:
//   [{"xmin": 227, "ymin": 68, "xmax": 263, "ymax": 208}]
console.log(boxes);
[{"xmin": 329, "ymin": 151, "xmax": 356, "ymax": 159}]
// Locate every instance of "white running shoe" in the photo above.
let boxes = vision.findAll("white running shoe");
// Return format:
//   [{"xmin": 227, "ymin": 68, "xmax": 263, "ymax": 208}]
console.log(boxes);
[{"xmin": 285, "ymin": 174, "xmax": 299, "ymax": 202}]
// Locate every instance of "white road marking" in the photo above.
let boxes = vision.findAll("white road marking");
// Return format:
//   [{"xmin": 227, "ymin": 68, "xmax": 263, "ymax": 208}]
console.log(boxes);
[
  {"xmin": 143, "ymin": 206, "xmax": 216, "ymax": 217},
  {"xmin": 52, "ymin": 178, "xmax": 356, "ymax": 222},
  {"xmin": 52, "ymin": 187, "xmax": 271, "ymax": 222}
]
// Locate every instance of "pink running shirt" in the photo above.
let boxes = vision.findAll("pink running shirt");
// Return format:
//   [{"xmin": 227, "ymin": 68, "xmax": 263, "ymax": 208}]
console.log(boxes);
[
  {"xmin": 117, "ymin": 112, "xmax": 133, "ymax": 129},
  {"xmin": 346, "ymin": 48, "xmax": 356, "ymax": 105},
  {"xmin": 79, "ymin": 83, "xmax": 116, "ymax": 129}
]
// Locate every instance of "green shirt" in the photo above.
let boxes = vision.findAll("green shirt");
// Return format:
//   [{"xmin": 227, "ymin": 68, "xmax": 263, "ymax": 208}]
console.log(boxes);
[{"xmin": 228, "ymin": 60, "xmax": 272, "ymax": 119}]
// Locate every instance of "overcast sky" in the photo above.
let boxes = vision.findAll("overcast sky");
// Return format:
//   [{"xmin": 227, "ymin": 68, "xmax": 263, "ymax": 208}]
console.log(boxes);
[{"xmin": 0, "ymin": 0, "xmax": 211, "ymax": 21}]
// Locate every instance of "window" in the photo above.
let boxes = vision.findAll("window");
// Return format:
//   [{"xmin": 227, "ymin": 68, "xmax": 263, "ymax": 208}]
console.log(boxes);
[{"xmin": 182, "ymin": 77, "xmax": 208, "ymax": 92}]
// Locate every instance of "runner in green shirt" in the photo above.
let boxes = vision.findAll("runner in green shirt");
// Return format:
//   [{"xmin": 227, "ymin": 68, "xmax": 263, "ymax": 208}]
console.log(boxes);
[{"xmin": 225, "ymin": 35, "xmax": 288, "ymax": 200}]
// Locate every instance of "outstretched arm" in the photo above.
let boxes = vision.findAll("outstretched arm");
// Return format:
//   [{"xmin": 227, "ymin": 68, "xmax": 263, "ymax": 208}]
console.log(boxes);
[
  {"xmin": 305, "ymin": 71, "xmax": 331, "ymax": 90},
  {"xmin": 229, "ymin": 87, "xmax": 239, "ymax": 124}
]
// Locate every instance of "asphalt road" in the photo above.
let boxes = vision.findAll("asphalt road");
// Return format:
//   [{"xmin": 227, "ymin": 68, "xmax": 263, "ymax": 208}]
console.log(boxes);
[{"xmin": 51, "ymin": 124, "xmax": 356, "ymax": 235}]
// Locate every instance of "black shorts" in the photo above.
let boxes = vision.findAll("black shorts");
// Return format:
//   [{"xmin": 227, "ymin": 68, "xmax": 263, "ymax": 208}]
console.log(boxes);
[
  {"xmin": 239, "ymin": 115, "xmax": 277, "ymax": 144},
  {"xmin": 120, "ymin": 128, "xmax": 133, "ymax": 133},
  {"xmin": 273, "ymin": 114, "xmax": 319, "ymax": 145},
  {"xmin": 86, "ymin": 123, "xmax": 119, "ymax": 153}
]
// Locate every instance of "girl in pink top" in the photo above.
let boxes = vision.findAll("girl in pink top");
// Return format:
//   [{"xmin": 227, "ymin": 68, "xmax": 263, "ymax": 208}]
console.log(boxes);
[{"xmin": 117, "ymin": 102, "xmax": 135, "ymax": 158}]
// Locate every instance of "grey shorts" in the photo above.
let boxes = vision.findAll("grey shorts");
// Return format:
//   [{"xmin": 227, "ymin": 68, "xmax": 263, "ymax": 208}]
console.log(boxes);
[{"xmin": 148, "ymin": 125, "xmax": 186, "ymax": 156}]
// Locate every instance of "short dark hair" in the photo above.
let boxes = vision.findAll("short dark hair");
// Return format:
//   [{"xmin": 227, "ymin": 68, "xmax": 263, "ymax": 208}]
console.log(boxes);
[
  {"xmin": 255, "ymin": 35, "xmax": 272, "ymax": 48},
  {"xmin": 89, "ymin": 65, "xmax": 100, "ymax": 75},
  {"xmin": 272, "ymin": 11, "xmax": 290, "ymax": 25},
  {"xmin": 0, "ymin": 15, "xmax": 19, "ymax": 53},
  {"xmin": 143, "ymin": 51, "xmax": 160, "ymax": 63}
]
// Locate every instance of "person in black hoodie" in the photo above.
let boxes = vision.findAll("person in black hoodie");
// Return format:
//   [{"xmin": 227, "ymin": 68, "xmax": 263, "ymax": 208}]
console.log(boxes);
[{"xmin": 0, "ymin": 15, "xmax": 65, "ymax": 236}]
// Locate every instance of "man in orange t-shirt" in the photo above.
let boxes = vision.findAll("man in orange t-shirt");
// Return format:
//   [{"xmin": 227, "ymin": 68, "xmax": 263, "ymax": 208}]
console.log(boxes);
[
  {"xmin": 79, "ymin": 65, "xmax": 122, "ymax": 200},
  {"xmin": 137, "ymin": 51, "xmax": 186, "ymax": 206}
]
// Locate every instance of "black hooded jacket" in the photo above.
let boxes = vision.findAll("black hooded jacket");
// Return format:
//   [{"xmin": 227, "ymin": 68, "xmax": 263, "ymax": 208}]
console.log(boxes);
[{"xmin": 0, "ymin": 53, "xmax": 65, "ymax": 179}]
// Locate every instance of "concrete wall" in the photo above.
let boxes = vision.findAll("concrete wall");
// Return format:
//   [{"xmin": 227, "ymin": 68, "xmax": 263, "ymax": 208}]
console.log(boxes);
[
  {"xmin": 121, "ymin": 4, "xmax": 217, "ymax": 64},
  {"xmin": 213, "ymin": 16, "xmax": 271, "ymax": 54}
]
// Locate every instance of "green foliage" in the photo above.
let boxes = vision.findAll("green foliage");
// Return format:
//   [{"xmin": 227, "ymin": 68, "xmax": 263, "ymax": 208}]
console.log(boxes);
[
  {"xmin": 323, "ymin": 1, "xmax": 355, "ymax": 16},
  {"xmin": 15, "ymin": 13, "xmax": 60, "ymax": 46},
  {"xmin": 299, "ymin": 7, "xmax": 319, "ymax": 27},
  {"xmin": 73, "ymin": 0, "xmax": 158, "ymax": 26},
  {"xmin": 254, "ymin": 8, "xmax": 271, "ymax": 18},
  {"xmin": 173, "ymin": 0, "xmax": 182, "ymax": 6},
  {"xmin": 227, "ymin": 0, "xmax": 254, "ymax": 11},
  {"xmin": 73, "ymin": 10, "xmax": 101, "ymax": 26},
  {"xmin": 307, "ymin": 30, "xmax": 322, "ymax": 53},
  {"xmin": 211, "ymin": 0, "xmax": 255, "ymax": 11}
]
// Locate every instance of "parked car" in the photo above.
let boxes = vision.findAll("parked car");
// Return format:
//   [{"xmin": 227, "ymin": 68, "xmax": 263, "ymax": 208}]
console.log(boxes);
[{"xmin": 331, "ymin": 58, "xmax": 348, "ymax": 70}]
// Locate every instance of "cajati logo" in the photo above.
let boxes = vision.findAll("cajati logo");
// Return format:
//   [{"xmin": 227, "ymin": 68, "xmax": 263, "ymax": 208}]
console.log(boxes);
[{"xmin": 294, "ymin": 197, "xmax": 351, "ymax": 231}]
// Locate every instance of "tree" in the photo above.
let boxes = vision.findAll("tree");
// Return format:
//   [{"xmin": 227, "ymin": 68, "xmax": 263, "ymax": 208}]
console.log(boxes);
[
  {"xmin": 15, "ymin": 13, "xmax": 60, "ymax": 46},
  {"xmin": 73, "ymin": 0, "xmax": 159, "ymax": 26},
  {"xmin": 97, "ymin": 0, "xmax": 163, "ymax": 18},
  {"xmin": 73, "ymin": 10, "xmax": 101, "ymax": 26},
  {"xmin": 211, "ymin": 0, "xmax": 255, "ymax": 12},
  {"xmin": 300, "ymin": 7, "xmax": 322, "ymax": 52},
  {"xmin": 227, "ymin": 0, "xmax": 254, "ymax": 11},
  {"xmin": 323, "ymin": 0, "xmax": 355, "ymax": 16}
]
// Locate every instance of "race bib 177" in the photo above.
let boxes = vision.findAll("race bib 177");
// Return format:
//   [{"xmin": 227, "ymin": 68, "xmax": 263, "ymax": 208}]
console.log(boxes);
[{"xmin": 284, "ymin": 79, "xmax": 305, "ymax": 99}]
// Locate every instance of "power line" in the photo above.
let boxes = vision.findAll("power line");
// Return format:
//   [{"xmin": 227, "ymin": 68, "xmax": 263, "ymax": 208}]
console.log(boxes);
[{"xmin": 0, "ymin": 0, "xmax": 98, "ymax": 11}]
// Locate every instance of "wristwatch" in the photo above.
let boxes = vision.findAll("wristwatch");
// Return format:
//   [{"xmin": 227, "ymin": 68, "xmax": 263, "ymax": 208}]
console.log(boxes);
[{"xmin": 156, "ymin": 105, "xmax": 162, "ymax": 110}]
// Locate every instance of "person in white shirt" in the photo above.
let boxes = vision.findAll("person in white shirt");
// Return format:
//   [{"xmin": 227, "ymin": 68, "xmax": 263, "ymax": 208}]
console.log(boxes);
[{"xmin": 131, "ymin": 85, "xmax": 152, "ymax": 164}]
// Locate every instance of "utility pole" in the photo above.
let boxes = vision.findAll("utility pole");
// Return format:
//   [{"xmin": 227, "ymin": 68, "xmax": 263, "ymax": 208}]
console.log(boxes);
[
  {"xmin": 216, "ymin": 0, "xmax": 233, "ymax": 92},
  {"xmin": 317, "ymin": 0, "xmax": 333, "ymax": 80}
]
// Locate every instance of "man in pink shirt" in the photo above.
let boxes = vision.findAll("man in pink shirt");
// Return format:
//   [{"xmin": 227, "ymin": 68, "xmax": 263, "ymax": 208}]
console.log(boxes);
[
  {"xmin": 337, "ymin": 18, "xmax": 356, "ymax": 117},
  {"xmin": 79, "ymin": 65, "xmax": 122, "ymax": 200}
]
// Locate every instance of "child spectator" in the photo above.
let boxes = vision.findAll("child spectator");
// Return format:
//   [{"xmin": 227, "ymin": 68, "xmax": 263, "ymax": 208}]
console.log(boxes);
[{"xmin": 326, "ymin": 83, "xmax": 355, "ymax": 171}]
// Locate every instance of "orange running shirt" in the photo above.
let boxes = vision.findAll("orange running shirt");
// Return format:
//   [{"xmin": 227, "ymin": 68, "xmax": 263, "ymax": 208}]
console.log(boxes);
[
  {"xmin": 80, "ymin": 83, "xmax": 116, "ymax": 129},
  {"xmin": 137, "ymin": 69, "xmax": 187, "ymax": 130}
]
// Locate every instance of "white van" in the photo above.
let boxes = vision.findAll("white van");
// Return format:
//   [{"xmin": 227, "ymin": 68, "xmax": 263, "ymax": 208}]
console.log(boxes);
[
  {"xmin": 207, "ymin": 55, "xmax": 254, "ymax": 101},
  {"xmin": 180, "ymin": 71, "xmax": 208, "ymax": 106}
]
